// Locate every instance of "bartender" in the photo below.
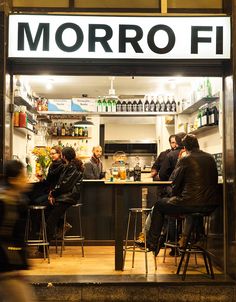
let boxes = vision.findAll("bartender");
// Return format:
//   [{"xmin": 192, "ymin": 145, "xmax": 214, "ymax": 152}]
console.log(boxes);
[{"xmin": 83, "ymin": 145, "xmax": 104, "ymax": 179}]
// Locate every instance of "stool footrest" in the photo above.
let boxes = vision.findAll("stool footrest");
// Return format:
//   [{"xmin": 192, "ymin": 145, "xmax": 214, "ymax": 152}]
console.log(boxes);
[{"xmin": 63, "ymin": 236, "xmax": 84, "ymax": 241}]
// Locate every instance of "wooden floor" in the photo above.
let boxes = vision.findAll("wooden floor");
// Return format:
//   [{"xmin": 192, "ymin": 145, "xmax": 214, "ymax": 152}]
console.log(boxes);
[{"xmin": 25, "ymin": 246, "xmax": 222, "ymax": 276}]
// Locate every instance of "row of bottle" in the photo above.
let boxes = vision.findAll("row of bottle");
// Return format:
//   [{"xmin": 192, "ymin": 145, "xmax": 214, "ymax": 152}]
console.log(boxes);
[
  {"xmin": 97, "ymin": 96, "xmax": 177, "ymax": 113},
  {"xmin": 48, "ymin": 122, "xmax": 89, "ymax": 137},
  {"xmin": 14, "ymin": 106, "xmax": 27, "ymax": 128},
  {"xmin": 56, "ymin": 140, "xmax": 89, "ymax": 156},
  {"xmin": 197, "ymin": 102, "xmax": 219, "ymax": 128}
]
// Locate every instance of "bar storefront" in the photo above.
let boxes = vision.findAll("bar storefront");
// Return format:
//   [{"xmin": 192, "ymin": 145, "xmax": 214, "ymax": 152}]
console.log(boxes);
[{"xmin": 4, "ymin": 12, "xmax": 234, "ymax": 283}]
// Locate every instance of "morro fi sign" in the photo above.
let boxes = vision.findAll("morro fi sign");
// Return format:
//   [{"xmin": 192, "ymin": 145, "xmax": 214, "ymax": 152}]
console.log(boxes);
[{"xmin": 8, "ymin": 15, "xmax": 231, "ymax": 59}]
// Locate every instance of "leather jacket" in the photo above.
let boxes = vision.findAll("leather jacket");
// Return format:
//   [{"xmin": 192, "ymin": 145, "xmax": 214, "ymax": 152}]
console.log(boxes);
[
  {"xmin": 159, "ymin": 147, "xmax": 183, "ymax": 181},
  {"xmin": 51, "ymin": 162, "xmax": 83, "ymax": 204},
  {"xmin": 169, "ymin": 149, "xmax": 218, "ymax": 207}
]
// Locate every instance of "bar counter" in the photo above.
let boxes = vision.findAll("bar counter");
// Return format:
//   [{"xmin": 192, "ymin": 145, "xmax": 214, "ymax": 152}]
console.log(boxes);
[{"xmin": 67, "ymin": 179, "xmax": 223, "ymax": 271}]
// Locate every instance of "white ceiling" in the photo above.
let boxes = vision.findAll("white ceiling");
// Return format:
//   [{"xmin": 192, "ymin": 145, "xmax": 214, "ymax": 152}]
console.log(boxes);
[{"xmin": 19, "ymin": 75, "xmax": 197, "ymax": 99}]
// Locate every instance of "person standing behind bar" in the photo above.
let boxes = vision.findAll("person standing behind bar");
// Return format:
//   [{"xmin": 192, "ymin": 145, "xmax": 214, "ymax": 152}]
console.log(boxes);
[
  {"xmin": 83, "ymin": 146, "xmax": 104, "ymax": 179},
  {"xmin": 0, "ymin": 160, "xmax": 37, "ymax": 301}
]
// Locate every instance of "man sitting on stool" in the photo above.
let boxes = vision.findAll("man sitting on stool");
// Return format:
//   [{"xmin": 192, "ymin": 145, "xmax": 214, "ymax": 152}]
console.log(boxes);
[{"xmin": 136, "ymin": 134, "xmax": 219, "ymax": 255}]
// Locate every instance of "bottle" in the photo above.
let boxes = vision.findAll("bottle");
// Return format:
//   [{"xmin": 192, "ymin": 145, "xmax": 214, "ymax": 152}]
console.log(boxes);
[
  {"xmin": 121, "ymin": 100, "xmax": 127, "ymax": 112},
  {"xmin": 201, "ymin": 105, "xmax": 207, "ymax": 127},
  {"xmin": 107, "ymin": 99, "xmax": 112, "ymax": 113},
  {"xmin": 19, "ymin": 106, "xmax": 27, "ymax": 128},
  {"xmin": 102, "ymin": 98, "xmax": 107, "ymax": 112},
  {"xmin": 144, "ymin": 96, "xmax": 150, "ymax": 112},
  {"xmin": 116, "ymin": 100, "xmax": 122, "ymax": 112},
  {"xmin": 57, "ymin": 122, "xmax": 62, "ymax": 136},
  {"xmin": 83, "ymin": 127, "xmax": 88, "ymax": 137},
  {"xmin": 65, "ymin": 123, "xmax": 69, "ymax": 136},
  {"xmin": 14, "ymin": 109, "xmax": 20, "ymax": 127},
  {"xmin": 133, "ymin": 162, "xmax": 141, "ymax": 181},
  {"xmin": 61, "ymin": 123, "xmax": 66, "ymax": 136},
  {"xmin": 111, "ymin": 99, "xmax": 116, "ymax": 112},
  {"xmin": 70, "ymin": 123, "xmax": 75, "ymax": 136},
  {"xmin": 171, "ymin": 97, "xmax": 177, "ymax": 112},
  {"xmin": 197, "ymin": 107, "xmax": 202, "ymax": 128},
  {"xmin": 53, "ymin": 122, "xmax": 57, "ymax": 136},
  {"xmin": 206, "ymin": 78, "xmax": 212, "ymax": 98},
  {"xmin": 97, "ymin": 97, "xmax": 102, "ymax": 112},
  {"xmin": 132, "ymin": 100, "xmax": 138, "ymax": 112},
  {"xmin": 210, "ymin": 102, "xmax": 219, "ymax": 125},
  {"xmin": 79, "ymin": 127, "xmax": 83, "ymax": 137},
  {"xmin": 166, "ymin": 96, "xmax": 171, "ymax": 112},
  {"xmin": 127, "ymin": 100, "xmax": 132, "ymax": 112},
  {"xmin": 155, "ymin": 96, "xmax": 161, "ymax": 112},
  {"xmin": 149, "ymin": 96, "xmax": 155, "ymax": 112},
  {"xmin": 138, "ymin": 99, "xmax": 143, "ymax": 112},
  {"xmin": 74, "ymin": 125, "xmax": 79, "ymax": 136},
  {"xmin": 160, "ymin": 96, "xmax": 166, "ymax": 112}
]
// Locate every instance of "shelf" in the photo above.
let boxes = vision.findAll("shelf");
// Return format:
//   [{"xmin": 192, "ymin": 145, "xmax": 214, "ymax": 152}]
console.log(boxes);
[
  {"xmin": 180, "ymin": 96, "xmax": 219, "ymax": 115},
  {"xmin": 14, "ymin": 126, "xmax": 35, "ymax": 134},
  {"xmin": 14, "ymin": 96, "xmax": 38, "ymax": 114},
  {"xmin": 189, "ymin": 125, "xmax": 218, "ymax": 135},
  {"xmin": 38, "ymin": 111, "xmax": 177, "ymax": 117},
  {"xmin": 49, "ymin": 136, "xmax": 91, "ymax": 139}
]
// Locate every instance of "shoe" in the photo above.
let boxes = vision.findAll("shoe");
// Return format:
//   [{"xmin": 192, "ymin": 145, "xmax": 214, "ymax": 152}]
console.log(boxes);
[
  {"xmin": 64, "ymin": 222, "xmax": 72, "ymax": 234},
  {"xmin": 56, "ymin": 222, "xmax": 72, "ymax": 239},
  {"xmin": 169, "ymin": 248, "xmax": 180, "ymax": 257},
  {"xmin": 135, "ymin": 240, "xmax": 145, "ymax": 248}
]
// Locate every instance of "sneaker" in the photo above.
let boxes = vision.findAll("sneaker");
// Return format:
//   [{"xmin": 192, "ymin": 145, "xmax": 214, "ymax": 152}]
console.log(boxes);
[
  {"xmin": 178, "ymin": 235, "xmax": 188, "ymax": 249},
  {"xmin": 56, "ymin": 222, "xmax": 72, "ymax": 239}
]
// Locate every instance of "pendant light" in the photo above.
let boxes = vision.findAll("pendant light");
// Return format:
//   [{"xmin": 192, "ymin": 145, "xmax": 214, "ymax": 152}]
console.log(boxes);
[{"xmin": 74, "ymin": 116, "xmax": 94, "ymax": 127}]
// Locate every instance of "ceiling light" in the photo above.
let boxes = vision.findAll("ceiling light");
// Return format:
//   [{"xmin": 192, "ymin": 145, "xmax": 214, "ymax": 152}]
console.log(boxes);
[{"xmin": 74, "ymin": 116, "xmax": 94, "ymax": 127}]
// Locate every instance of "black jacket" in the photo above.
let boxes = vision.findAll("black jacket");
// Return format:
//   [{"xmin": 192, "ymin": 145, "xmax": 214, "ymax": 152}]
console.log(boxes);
[
  {"xmin": 45, "ymin": 159, "xmax": 64, "ymax": 190},
  {"xmin": 169, "ymin": 150, "xmax": 218, "ymax": 207},
  {"xmin": 51, "ymin": 161, "xmax": 83, "ymax": 205},
  {"xmin": 159, "ymin": 147, "xmax": 183, "ymax": 180},
  {"xmin": 0, "ymin": 192, "xmax": 28, "ymax": 272}
]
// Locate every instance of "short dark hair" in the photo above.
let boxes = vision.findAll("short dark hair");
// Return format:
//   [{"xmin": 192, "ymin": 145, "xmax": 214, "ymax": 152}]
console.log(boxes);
[
  {"xmin": 3, "ymin": 160, "xmax": 24, "ymax": 186},
  {"xmin": 182, "ymin": 134, "xmax": 199, "ymax": 151},
  {"xmin": 168, "ymin": 135, "xmax": 176, "ymax": 144},
  {"xmin": 61, "ymin": 147, "xmax": 76, "ymax": 162},
  {"xmin": 175, "ymin": 132, "xmax": 186, "ymax": 147}
]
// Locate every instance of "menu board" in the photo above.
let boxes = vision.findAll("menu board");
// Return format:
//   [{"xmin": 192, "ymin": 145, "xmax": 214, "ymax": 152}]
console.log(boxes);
[{"xmin": 212, "ymin": 153, "xmax": 223, "ymax": 176}]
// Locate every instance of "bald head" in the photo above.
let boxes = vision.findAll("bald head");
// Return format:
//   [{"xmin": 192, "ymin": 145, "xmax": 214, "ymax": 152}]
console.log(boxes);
[{"xmin": 92, "ymin": 146, "xmax": 102, "ymax": 159}]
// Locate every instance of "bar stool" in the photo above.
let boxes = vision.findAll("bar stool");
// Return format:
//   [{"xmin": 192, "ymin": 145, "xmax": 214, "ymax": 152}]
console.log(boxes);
[
  {"xmin": 123, "ymin": 207, "xmax": 157, "ymax": 274},
  {"xmin": 60, "ymin": 203, "xmax": 84, "ymax": 257},
  {"xmin": 176, "ymin": 213, "xmax": 213, "ymax": 280},
  {"xmin": 24, "ymin": 205, "xmax": 50, "ymax": 263},
  {"xmin": 163, "ymin": 214, "xmax": 183, "ymax": 266}
]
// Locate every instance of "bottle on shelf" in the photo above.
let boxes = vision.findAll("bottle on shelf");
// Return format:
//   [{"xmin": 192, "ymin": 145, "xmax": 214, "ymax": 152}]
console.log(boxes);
[
  {"xmin": 149, "ymin": 96, "xmax": 155, "ymax": 112},
  {"xmin": 97, "ymin": 97, "xmax": 102, "ymax": 112},
  {"xmin": 127, "ymin": 100, "xmax": 132, "ymax": 112},
  {"xmin": 69, "ymin": 123, "xmax": 74, "ymax": 136},
  {"xmin": 14, "ymin": 108, "xmax": 20, "ymax": 127},
  {"xmin": 83, "ymin": 127, "xmax": 88, "ymax": 137},
  {"xmin": 160, "ymin": 96, "xmax": 166, "ymax": 112},
  {"xmin": 102, "ymin": 98, "xmax": 107, "ymax": 112},
  {"xmin": 65, "ymin": 123, "xmax": 70, "ymax": 136},
  {"xmin": 57, "ymin": 122, "xmax": 62, "ymax": 136},
  {"xmin": 121, "ymin": 100, "xmax": 127, "ymax": 112},
  {"xmin": 209, "ymin": 102, "xmax": 219, "ymax": 125},
  {"xmin": 144, "ymin": 96, "xmax": 150, "ymax": 112},
  {"xmin": 116, "ymin": 99, "xmax": 122, "ymax": 112},
  {"xmin": 107, "ymin": 99, "xmax": 112, "ymax": 113},
  {"xmin": 201, "ymin": 104, "xmax": 209, "ymax": 127},
  {"xmin": 19, "ymin": 106, "xmax": 27, "ymax": 128},
  {"xmin": 206, "ymin": 78, "xmax": 212, "ymax": 98},
  {"xmin": 171, "ymin": 97, "xmax": 177, "ymax": 112},
  {"xmin": 74, "ymin": 125, "xmax": 79, "ymax": 137},
  {"xmin": 132, "ymin": 99, "xmax": 138, "ymax": 112},
  {"xmin": 166, "ymin": 96, "xmax": 171, "ymax": 112},
  {"xmin": 138, "ymin": 99, "xmax": 143, "ymax": 112},
  {"xmin": 53, "ymin": 122, "xmax": 58, "ymax": 136},
  {"xmin": 78, "ymin": 127, "xmax": 83, "ymax": 136},
  {"xmin": 111, "ymin": 99, "xmax": 117, "ymax": 112},
  {"xmin": 197, "ymin": 106, "xmax": 203, "ymax": 128},
  {"xmin": 61, "ymin": 123, "xmax": 66, "ymax": 136},
  {"xmin": 155, "ymin": 96, "xmax": 161, "ymax": 112}
]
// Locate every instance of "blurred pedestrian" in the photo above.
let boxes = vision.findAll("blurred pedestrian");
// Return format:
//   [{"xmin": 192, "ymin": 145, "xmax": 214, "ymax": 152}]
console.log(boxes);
[{"xmin": 0, "ymin": 160, "xmax": 37, "ymax": 301}]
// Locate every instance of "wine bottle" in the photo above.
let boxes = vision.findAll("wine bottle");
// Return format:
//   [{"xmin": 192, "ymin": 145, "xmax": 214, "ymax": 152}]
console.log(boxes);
[
  {"xmin": 150, "ymin": 96, "xmax": 155, "ymax": 112},
  {"xmin": 121, "ymin": 100, "xmax": 127, "ymax": 112},
  {"xmin": 144, "ymin": 96, "xmax": 150, "ymax": 112},
  {"xmin": 116, "ymin": 100, "xmax": 122, "ymax": 112},
  {"xmin": 138, "ymin": 100, "xmax": 143, "ymax": 112},
  {"xmin": 155, "ymin": 96, "xmax": 161, "ymax": 112},
  {"xmin": 166, "ymin": 97, "xmax": 171, "ymax": 112},
  {"xmin": 132, "ymin": 100, "xmax": 138, "ymax": 112},
  {"xmin": 127, "ymin": 100, "xmax": 132, "ymax": 112}
]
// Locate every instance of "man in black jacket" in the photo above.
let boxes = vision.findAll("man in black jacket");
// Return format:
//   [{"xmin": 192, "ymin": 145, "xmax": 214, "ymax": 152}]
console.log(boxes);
[{"xmin": 145, "ymin": 134, "xmax": 219, "ymax": 255}]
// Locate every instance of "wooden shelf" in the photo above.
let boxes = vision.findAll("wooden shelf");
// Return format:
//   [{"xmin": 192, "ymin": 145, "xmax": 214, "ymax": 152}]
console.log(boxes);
[
  {"xmin": 180, "ymin": 96, "xmax": 219, "ymax": 115},
  {"xmin": 14, "ymin": 96, "xmax": 38, "ymax": 114},
  {"xmin": 39, "ymin": 111, "xmax": 177, "ymax": 117},
  {"xmin": 189, "ymin": 125, "xmax": 218, "ymax": 135},
  {"xmin": 49, "ymin": 136, "xmax": 91, "ymax": 139}
]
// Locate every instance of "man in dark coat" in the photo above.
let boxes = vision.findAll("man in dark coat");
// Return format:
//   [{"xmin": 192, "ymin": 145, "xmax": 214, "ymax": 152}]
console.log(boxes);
[
  {"xmin": 145, "ymin": 134, "xmax": 219, "ymax": 255},
  {"xmin": 83, "ymin": 145, "xmax": 104, "ymax": 179}
]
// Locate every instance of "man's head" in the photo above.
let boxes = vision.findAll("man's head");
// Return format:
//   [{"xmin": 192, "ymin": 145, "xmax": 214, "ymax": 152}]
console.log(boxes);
[
  {"xmin": 175, "ymin": 132, "xmax": 186, "ymax": 148},
  {"xmin": 92, "ymin": 146, "xmax": 102, "ymax": 159},
  {"xmin": 182, "ymin": 134, "xmax": 199, "ymax": 152},
  {"xmin": 169, "ymin": 135, "xmax": 177, "ymax": 150}
]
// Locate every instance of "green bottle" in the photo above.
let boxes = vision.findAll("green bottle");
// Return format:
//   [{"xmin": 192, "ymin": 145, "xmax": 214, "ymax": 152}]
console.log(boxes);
[
  {"xmin": 206, "ymin": 78, "xmax": 212, "ymax": 97},
  {"xmin": 97, "ymin": 97, "xmax": 102, "ymax": 112}
]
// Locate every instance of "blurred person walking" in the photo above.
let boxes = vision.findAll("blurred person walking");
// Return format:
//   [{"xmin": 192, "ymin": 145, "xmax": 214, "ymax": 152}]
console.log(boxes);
[{"xmin": 0, "ymin": 160, "xmax": 37, "ymax": 301}]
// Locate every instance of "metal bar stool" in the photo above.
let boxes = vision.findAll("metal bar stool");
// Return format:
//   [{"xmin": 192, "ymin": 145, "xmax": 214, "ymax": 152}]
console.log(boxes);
[
  {"xmin": 163, "ymin": 214, "xmax": 183, "ymax": 266},
  {"xmin": 123, "ymin": 207, "xmax": 157, "ymax": 274},
  {"xmin": 60, "ymin": 203, "xmax": 84, "ymax": 257},
  {"xmin": 24, "ymin": 205, "xmax": 50, "ymax": 263},
  {"xmin": 176, "ymin": 213, "xmax": 214, "ymax": 280}
]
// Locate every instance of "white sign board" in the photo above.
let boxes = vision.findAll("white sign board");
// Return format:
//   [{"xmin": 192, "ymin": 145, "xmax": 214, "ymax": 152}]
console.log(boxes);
[{"xmin": 8, "ymin": 15, "xmax": 231, "ymax": 59}]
